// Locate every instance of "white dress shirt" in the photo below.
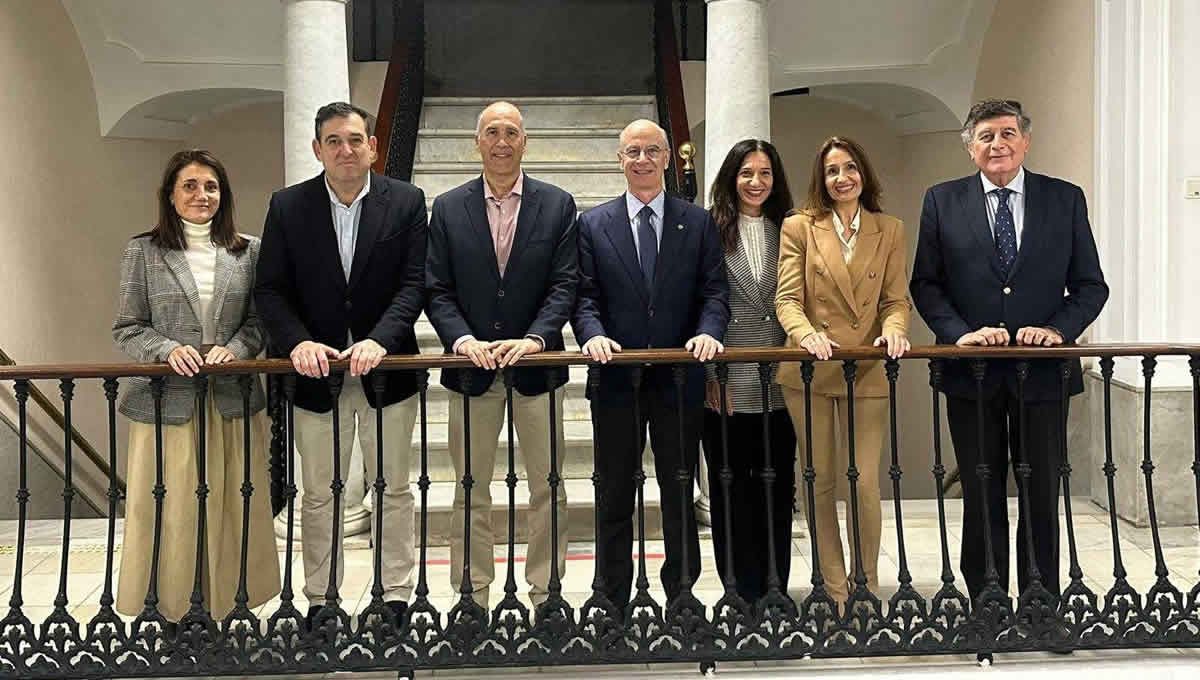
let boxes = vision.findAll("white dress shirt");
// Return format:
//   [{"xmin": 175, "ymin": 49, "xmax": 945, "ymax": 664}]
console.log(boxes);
[
  {"xmin": 326, "ymin": 174, "xmax": 370, "ymax": 345},
  {"xmin": 738, "ymin": 214, "xmax": 766, "ymax": 281},
  {"xmin": 980, "ymin": 166, "xmax": 1025, "ymax": 249}
]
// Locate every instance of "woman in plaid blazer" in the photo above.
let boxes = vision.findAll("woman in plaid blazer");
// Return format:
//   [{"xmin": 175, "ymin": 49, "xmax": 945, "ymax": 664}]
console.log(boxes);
[
  {"xmin": 112, "ymin": 150, "xmax": 279, "ymax": 628},
  {"xmin": 701, "ymin": 139, "xmax": 798, "ymax": 604}
]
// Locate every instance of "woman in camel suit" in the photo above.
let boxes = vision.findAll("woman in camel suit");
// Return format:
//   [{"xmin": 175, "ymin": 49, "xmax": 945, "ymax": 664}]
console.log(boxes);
[{"xmin": 774, "ymin": 136, "xmax": 911, "ymax": 606}]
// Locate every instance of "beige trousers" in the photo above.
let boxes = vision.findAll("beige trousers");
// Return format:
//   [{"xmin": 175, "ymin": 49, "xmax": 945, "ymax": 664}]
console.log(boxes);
[
  {"xmin": 448, "ymin": 380, "xmax": 568, "ymax": 607},
  {"xmin": 118, "ymin": 393, "xmax": 280, "ymax": 621},
  {"xmin": 782, "ymin": 387, "xmax": 885, "ymax": 604},
  {"xmin": 294, "ymin": 380, "xmax": 418, "ymax": 605}
]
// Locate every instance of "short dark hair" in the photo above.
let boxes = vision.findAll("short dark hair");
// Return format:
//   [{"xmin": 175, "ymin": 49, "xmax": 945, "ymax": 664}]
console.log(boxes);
[
  {"xmin": 314, "ymin": 101, "xmax": 372, "ymax": 140},
  {"xmin": 801, "ymin": 136, "xmax": 884, "ymax": 216},
  {"xmin": 152, "ymin": 149, "xmax": 247, "ymax": 253},
  {"xmin": 961, "ymin": 99, "xmax": 1032, "ymax": 145},
  {"xmin": 708, "ymin": 139, "xmax": 794, "ymax": 253}
]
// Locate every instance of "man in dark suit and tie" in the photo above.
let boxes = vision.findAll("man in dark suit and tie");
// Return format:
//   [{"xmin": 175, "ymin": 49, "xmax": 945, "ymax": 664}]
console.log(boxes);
[
  {"xmin": 425, "ymin": 101, "xmax": 578, "ymax": 609},
  {"xmin": 255, "ymin": 102, "xmax": 427, "ymax": 627},
  {"xmin": 910, "ymin": 100, "xmax": 1108, "ymax": 613},
  {"xmin": 574, "ymin": 119, "xmax": 730, "ymax": 611}
]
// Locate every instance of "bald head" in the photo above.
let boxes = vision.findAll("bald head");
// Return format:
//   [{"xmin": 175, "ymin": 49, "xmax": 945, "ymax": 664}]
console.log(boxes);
[
  {"xmin": 476, "ymin": 101, "xmax": 525, "ymax": 137},
  {"xmin": 619, "ymin": 119, "xmax": 668, "ymax": 150},
  {"xmin": 618, "ymin": 119, "xmax": 671, "ymax": 200},
  {"xmin": 476, "ymin": 101, "xmax": 527, "ymax": 183}
]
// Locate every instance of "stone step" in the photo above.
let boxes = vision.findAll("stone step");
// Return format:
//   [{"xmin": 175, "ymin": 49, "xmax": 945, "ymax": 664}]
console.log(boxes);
[
  {"xmin": 417, "ymin": 127, "xmax": 623, "ymax": 164},
  {"xmin": 420, "ymin": 95, "xmax": 656, "ymax": 130},
  {"xmin": 413, "ymin": 160, "xmax": 625, "ymax": 200}
]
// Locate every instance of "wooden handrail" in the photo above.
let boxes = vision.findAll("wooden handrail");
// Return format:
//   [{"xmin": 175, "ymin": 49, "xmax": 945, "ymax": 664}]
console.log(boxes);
[
  {"xmin": 653, "ymin": 0, "xmax": 692, "ymax": 194},
  {"xmin": 0, "ymin": 348, "xmax": 122, "ymax": 509},
  {"xmin": 1, "ymin": 344, "xmax": 1197, "ymax": 381}
]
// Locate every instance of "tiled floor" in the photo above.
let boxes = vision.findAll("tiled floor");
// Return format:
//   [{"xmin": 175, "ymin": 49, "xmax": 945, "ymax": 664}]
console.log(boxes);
[{"xmin": 1, "ymin": 497, "xmax": 1197, "ymax": 677}]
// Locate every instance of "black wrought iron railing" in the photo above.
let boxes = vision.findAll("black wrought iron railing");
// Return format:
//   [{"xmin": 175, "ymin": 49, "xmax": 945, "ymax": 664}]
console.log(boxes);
[{"xmin": 0, "ymin": 344, "xmax": 1198, "ymax": 678}]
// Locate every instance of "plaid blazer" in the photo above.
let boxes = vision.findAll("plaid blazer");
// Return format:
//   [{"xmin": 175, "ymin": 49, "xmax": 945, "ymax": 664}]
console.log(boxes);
[{"xmin": 112, "ymin": 233, "xmax": 267, "ymax": 424}]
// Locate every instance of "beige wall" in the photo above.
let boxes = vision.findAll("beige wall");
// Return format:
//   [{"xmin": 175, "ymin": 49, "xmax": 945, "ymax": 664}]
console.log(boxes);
[
  {"xmin": 0, "ymin": 1, "xmax": 178, "ymax": 492},
  {"xmin": 972, "ymin": 0, "xmax": 1095, "ymax": 199}
]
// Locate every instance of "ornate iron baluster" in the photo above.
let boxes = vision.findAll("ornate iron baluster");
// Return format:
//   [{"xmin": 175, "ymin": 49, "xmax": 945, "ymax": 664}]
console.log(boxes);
[
  {"xmin": 798, "ymin": 360, "xmax": 836, "ymax": 640},
  {"xmin": 1137, "ymin": 356, "xmax": 1184, "ymax": 635},
  {"xmin": 1, "ymin": 380, "xmax": 36, "ymax": 669},
  {"xmin": 134, "ymin": 375, "xmax": 171, "ymax": 652},
  {"xmin": 882, "ymin": 358, "xmax": 926, "ymax": 648},
  {"xmin": 1053, "ymin": 360, "xmax": 1093, "ymax": 651},
  {"xmin": 968, "ymin": 359, "xmax": 1011, "ymax": 654},
  {"xmin": 180, "ymin": 375, "xmax": 215, "ymax": 651}
]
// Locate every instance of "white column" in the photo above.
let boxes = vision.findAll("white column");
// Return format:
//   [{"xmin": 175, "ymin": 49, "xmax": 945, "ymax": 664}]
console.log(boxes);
[
  {"xmin": 703, "ymin": 0, "xmax": 771, "ymax": 204},
  {"xmin": 696, "ymin": 0, "xmax": 774, "ymax": 527},
  {"xmin": 277, "ymin": 0, "xmax": 370, "ymax": 540},
  {"xmin": 283, "ymin": 0, "xmax": 351, "ymax": 185}
]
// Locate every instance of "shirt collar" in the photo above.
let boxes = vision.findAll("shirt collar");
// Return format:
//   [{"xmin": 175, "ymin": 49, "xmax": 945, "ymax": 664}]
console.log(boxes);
[
  {"xmin": 325, "ymin": 173, "xmax": 370, "ymax": 209},
  {"xmin": 626, "ymin": 191, "xmax": 666, "ymax": 223},
  {"xmin": 980, "ymin": 166, "xmax": 1025, "ymax": 196},
  {"xmin": 483, "ymin": 172, "xmax": 524, "ymax": 201},
  {"xmin": 831, "ymin": 207, "xmax": 861, "ymax": 235}
]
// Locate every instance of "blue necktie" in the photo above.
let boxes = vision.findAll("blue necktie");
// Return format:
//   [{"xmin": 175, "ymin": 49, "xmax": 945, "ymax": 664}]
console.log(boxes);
[
  {"xmin": 637, "ymin": 205, "xmax": 657, "ymax": 289},
  {"xmin": 993, "ymin": 187, "xmax": 1017, "ymax": 278}
]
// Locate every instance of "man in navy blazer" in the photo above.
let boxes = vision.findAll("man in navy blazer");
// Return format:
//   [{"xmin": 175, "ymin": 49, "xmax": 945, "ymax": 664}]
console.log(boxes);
[
  {"xmin": 426, "ymin": 101, "xmax": 578, "ymax": 609},
  {"xmin": 910, "ymin": 100, "xmax": 1108, "ymax": 610},
  {"xmin": 574, "ymin": 119, "xmax": 729, "ymax": 611},
  {"xmin": 256, "ymin": 102, "xmax": 426, "ymax": 627}
]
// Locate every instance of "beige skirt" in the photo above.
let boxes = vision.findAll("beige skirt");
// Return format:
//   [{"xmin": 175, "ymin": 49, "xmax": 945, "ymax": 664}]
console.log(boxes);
[{"xmin": 117, "ymin": 390, "xmax": 281, "ymax": 621}]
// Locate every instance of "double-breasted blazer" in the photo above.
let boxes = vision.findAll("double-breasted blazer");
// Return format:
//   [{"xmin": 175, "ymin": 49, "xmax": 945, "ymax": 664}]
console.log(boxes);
[
  {"xmin": 774, "ymin": 209, "xmax": 911, "ymax": 397},
  {"xmin": 707, "ymin": 217, "xmax": 787, "ymax": 413},
  {"xmin": 113, "ymin": 234, "xmax": 267, "ymax": 424},
  {"xmin": 255, "ymin": 171, "xmax": 427, "ymax": 413}
]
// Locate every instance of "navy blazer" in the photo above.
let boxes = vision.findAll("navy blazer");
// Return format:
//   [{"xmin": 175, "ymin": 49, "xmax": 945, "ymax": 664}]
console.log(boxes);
[
  {"xmin": 426, "ymin": 175, "xmax": 578, "ymax": 397},
  {"xmin": 255, "ymin": 171, "xmax": 428, "ymax": 413},
  {"xmin": 573, "ymin": 193, "xmax": 730, "ymax": 405},
  {"xmin": 910, "ymin": 170, "xmax": 1108, "ymax": 400}
]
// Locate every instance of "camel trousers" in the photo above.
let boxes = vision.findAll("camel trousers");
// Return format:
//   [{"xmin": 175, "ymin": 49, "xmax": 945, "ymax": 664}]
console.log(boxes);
[
  {"xmin": 118, "ymin": 391, "xmax": 280, "ymax": 621},
  {"xmin": 448, "ymin": 381, "xmax": 568, "ymax": 608},
  {"xmin": 782, "ymin": 387, "xmax": 886, "ymax": 604}
]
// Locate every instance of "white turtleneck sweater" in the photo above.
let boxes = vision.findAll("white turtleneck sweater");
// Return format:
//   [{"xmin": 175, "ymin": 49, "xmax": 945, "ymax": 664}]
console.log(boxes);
[{"xmin": 182, "ymin": 219, "xmax": 218, "ymax": 344}]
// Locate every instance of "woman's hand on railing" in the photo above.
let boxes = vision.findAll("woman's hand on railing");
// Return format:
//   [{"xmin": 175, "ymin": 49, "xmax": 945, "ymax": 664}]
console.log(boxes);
[
  {"xmin": 204, "ymin": 345, "xmax": 235, "ymax": 365},
  {"xmin": 704, "ymin": 379, "xmax": 734, "ymax": 415},
  {"xmin": 956, "ymin": 327, "xmax": 1010, "ymax": 347},
  {"xmin": 166, "ymin": 345, "xmax": 204, "ymax": 376},
  {"xmin": 873, "ymin": 331, "xmax": 911, "ymax": 359},
  {"xmin": 796, "ymin": 331, "xmax": 839, "ymax": 360}
]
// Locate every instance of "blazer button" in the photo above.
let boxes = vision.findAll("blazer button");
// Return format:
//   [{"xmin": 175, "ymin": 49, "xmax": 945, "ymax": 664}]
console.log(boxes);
[
  {"xmin": 732, "ymin": 318, "xmax": 738, "ymax": 324},
  {"xmin": 851, "ymin": 322, "xmax": 859, "ymax": 329},
  {"xmin": 763, "ymin": 314, "xmax": 771, "ymax": 321},
  {"xmin": 1003, "ymin": 286, "xmax": 1012, "ymax": 295},
  {"xmin": 344, "ymin": 299, "xmax": 352, "ymax": 311},
  {"xmin": 648, "ymin": 307, "xmax": 655, "ymax": 318},
  {"xmin": 862, "ymin": 300, "xmax": 869, "ymax": 307},
  {"xmin": 493, "ymin": 322, "xmax": 501, "ymax": 330},
  {"xmin": 817, "ymin": 296, "xmax": 826, "ymax": 303},
  {"xmin": 497, "ymin": 289, "xmax": 505, "ymax": 297},
  {"xmin": 821, "ymin": 321, "xmax": 830, "ymax": 329},
  {"xmin": 869, "ymin": 272, "xmax": 877, "ymax": 279},
  {"xmin": 1000, "ymin": 322, "xmax": 1007, "ymax": 328}
]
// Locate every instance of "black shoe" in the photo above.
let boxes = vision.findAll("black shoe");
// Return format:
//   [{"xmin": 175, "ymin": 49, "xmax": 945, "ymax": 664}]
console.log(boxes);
[
  {"xmin": 977, "ymin": 652, "xmax": 993, "ymax": 665},
  {"xmin": 1051, "ymin": 648, "xmax": 1074, "ymax": 655},
  {"xmin": 305, "ymin": 605, "xmax": 324, "ymax": 632},
  {"xmin": 386, "ymin": 600, "xmax": 408, "ymax": 624}
]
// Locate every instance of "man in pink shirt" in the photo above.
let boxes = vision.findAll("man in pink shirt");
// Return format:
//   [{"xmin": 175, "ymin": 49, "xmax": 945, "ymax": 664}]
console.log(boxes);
[{"xmin": 426, "ymin": 101, "xmax": 579, "ymax": 613}]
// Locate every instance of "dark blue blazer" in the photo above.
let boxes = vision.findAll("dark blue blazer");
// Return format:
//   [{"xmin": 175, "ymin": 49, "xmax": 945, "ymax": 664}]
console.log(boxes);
[
  {"xmin": 573, "ymin": 193, "xmax": 730, "ymax": 405},
  {"xmin": 910, "ymin": 170, "xmax": 1108, "ymax": 400},
  {"xmin": 425, "ymin": 175, "xmax": 578, "ymax": 397}
]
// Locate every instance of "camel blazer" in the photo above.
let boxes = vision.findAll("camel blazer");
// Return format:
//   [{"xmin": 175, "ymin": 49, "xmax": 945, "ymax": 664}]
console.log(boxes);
[{"xmin": 774, "ymin": 209, "xmax": 911, "ymax": 397}]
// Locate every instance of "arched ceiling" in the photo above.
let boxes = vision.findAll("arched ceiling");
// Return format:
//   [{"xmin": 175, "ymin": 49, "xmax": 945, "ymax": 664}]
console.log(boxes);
[{"xmin": 63, "ymin": 0, "xmax": 995, "ymax": 139}]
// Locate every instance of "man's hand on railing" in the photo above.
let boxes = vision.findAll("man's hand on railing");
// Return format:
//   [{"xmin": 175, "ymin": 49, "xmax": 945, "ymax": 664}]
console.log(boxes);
[
  {"xmin": 1016, "ymin": 326, "xmax": 1064, "ymax": 347},
  {"xmin": 456, "ymin": 338, "xmax": 498, "ymax": 370},
  {"xmin": 290, "ymin": 340, "xmax": 341, "ymax": 378},
  {"xmin": 581, "ymin": 336, "xmax": 622, "ymax": 364},
  {"xmin": 204, "ymin": 345, "xmax": 235, "ymax": 365},
  {"xmin": 795, "ymin": 331, "xmax": 839, "ymax": 360},
  {"xmin": 339, "ymin": 338, "xmax": 387, "ymax": 377},
  {"xmin": 956, "ymin": 327, "xmax": 1010, "ymax": 347},
  {"xmin": 166, "ymin": 345, "xmax": 204, "ymax": 376},
  {"xmin": 685, "ymin": 334, "xmax": 724, "ymax": 362},
  {"xmin": 873, "ymin": 331, "xmax": 911, "ymax": 359},
  {"xmin": 491, "ymin": 338, "xmax": 542, "ymax": 368}
]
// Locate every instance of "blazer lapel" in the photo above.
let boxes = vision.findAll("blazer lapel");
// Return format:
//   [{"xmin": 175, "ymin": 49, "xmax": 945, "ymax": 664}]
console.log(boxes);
[
  {"xmin": 651, "ymin": 196, "xmax": 683, "ymax": 300},
  {"xmin": 162, "ymin": 248, "xmax": 203, "ymax": 324},
  {"xmin": 757, "ymin": 219, "xmax": 780, "ymax": 310},
  {"xmin": 602, "ymin": 197, "xmax": 649, "ymax": 303},
  {"xmin": 812, "ymin": 214, "xmax": 857, "ymax": 314},
  {"xmin": 848, "ymin": 210, "xmax": 882, "ymax": 288},
  {"xmin": 960, "ymin": 175, "xmax": 1004, "ymax": 279},
  {"xmin": 347, "ymin": 172, "xmax": 387, "ymax": 292},
  {"xmin": 306, "ymin": 175, "xmax": 348, "ymax": 294},
  {"xmin": 501, "ymin": 177, "xmax": 541, "ymax": 282},
  {"xmin": 210, "ymin": 247, "xmax": 236, "ymax": 325},
  {"xmin": 1006, "ymin": 171, "xmax": 1043, "ymax": 282},
  {"xmin": 465, "ymin": 177, "xmax": 502, "ymax": 283},
  {"xmin": 724, "ymin": 229, "xmax": 762, "ymax": 307}
]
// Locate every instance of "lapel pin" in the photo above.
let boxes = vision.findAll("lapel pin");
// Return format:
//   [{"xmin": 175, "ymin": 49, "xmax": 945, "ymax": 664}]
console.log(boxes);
[{"xmin": 677, "ymin": 224, "xmax": 684, "ymax": 230}]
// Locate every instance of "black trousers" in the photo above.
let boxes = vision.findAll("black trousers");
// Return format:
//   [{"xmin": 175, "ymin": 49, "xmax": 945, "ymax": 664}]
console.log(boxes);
[
  {"xmin": 946, "ymin": 391, "xmax": 1066, "ymax": 603},
  {"xmin": 701, "ymin": 408, "xmax": 797, "ymax": 603},
  {"xmin": 591, "ymin": 388, "xmax": 702, "ymax": 612}
]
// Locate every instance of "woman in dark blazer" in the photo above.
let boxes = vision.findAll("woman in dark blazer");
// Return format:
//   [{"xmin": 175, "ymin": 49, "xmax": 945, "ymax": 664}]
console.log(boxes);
[
  {"xmin": 702, "ymin": 139, "xmax": 797, "ymax": 604},
  {"xmin": 113, "ymin": 149, "xmax": 279, "ymax": 627}
]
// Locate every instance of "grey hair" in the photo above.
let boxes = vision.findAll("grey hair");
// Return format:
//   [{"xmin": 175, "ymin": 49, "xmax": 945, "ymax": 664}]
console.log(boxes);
[
  {"xmin": 475, "ymin": 101, "xmax": 525, "ymax": 137},
  {"xmin": 960, "ymin": 99, "xmax": 1032, "ymax": 145}
]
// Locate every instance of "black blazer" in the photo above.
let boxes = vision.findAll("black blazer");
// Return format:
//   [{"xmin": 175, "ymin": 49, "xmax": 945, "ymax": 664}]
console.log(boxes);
[
  {"xmin": 255, "ymin": 171, "xmax": 427, "ymax": 412},
  {"xmin": 425, "ymin": 175, "xmax": 578, "ymax": 397},
  {"xmin": 910, "ymin": 170, "xmax": 1108, "ymax": 400},
  {"xmin": 573, "ymin": 193, "xmax": 730, "ymax": 405}
]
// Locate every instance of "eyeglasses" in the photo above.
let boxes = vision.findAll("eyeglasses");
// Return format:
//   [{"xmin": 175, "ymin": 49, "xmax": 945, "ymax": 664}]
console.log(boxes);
[{"xmin": 620, "ymin": 146, "xmax": 664, "ymax": 161}]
